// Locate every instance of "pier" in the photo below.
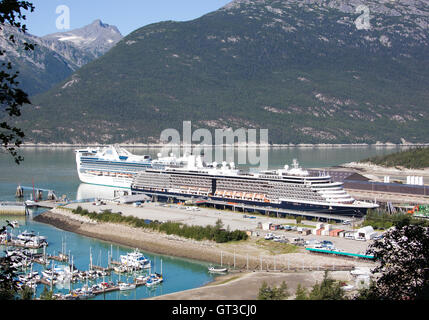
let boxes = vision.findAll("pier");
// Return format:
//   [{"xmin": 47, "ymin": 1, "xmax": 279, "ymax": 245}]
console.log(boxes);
[
  {"xmin": 48, "ymin": 253, "xmax": 69, "ymax": 263},
  {"xmin": 145, "ymin": 192, "xmax": 362, "ymax": 223},
  {"xmin": 15, "ymin": 185, "xmax": 58, "ymax": 201},
  {"xmin": 6, "ymin": 240, "xmax": 47, "ymax": 249},
  {"xmin": 46, "ymin": 278, "xmax": 151, "ymax": 300}
]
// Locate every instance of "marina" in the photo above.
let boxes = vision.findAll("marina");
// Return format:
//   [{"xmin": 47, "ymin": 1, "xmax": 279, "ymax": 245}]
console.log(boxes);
[{"xmin": 0, "ymin": 208, "xmax": 216, "ymax": 300}]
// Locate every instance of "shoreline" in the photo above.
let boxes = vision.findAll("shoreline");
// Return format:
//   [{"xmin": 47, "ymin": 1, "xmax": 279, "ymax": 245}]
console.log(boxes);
[
  {"xmin": 33, "ymin": 209, "xmax": 374, "ymax": 271},
  {"xmin": 341, "ymin": 161, "xmax": 429, "ymax": 176},
  {"xmin": 33, "ymin": 209, "xmax": 375, "ymax": 300}
]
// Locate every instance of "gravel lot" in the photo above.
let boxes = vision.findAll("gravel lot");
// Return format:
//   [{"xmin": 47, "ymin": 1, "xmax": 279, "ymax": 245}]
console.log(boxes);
[{"xmin": 67, "ymin": 201, "xmax": 371, "ymax": 255}]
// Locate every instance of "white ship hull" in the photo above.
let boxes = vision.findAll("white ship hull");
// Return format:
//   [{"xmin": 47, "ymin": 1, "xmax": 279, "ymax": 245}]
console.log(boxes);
[
  {"xmin": 77, "ymin": 171, "xmax": 133, "ymax": 189},
  {"xmin": 75, "ymin": 146, "xmax": 152, "ymax": 189}
]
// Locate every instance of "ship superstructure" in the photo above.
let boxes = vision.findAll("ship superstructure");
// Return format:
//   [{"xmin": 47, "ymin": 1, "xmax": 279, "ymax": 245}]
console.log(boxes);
[
  {"xmin": 75, "ymin": 146, "xmax": 190, "ymax": 188},
  {"xmin": 131, "ymin": 154, "xmax": 378, "ymax": 216},
  {"xmin": 75, "ymin": 145, "xmax": 153, "ymax": 188}
]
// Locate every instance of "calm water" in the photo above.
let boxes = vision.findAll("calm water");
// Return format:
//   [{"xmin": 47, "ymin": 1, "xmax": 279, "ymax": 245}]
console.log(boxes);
[
  {"xmin": 0, "ymin": 210, "xmax": 215, "ymax": 300},
  {"xmin": 0, "ymin": 146, "xmax": 407, "ymax": 201},
  {"xmin": 0, "ymin": 146, "xmax": 405, "ymax": 299}
]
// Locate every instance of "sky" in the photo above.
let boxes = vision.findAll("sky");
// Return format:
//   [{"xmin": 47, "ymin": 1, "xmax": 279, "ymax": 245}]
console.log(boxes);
[{"xmin": 23, "ymin": 0, "xmax": 232, "ymax": 37}]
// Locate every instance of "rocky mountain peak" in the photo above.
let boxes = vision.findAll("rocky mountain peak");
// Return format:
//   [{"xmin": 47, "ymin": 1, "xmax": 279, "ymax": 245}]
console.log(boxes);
[
  {"xmin": 42, "ymin": 19, "xmax": 123, "ymax": 57},
  {"xmin": 0, "ymin": 19, "xmax": 123, "ymax": 96}
]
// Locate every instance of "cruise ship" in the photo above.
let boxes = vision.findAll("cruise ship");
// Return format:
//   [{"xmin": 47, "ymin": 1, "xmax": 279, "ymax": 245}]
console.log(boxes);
[
  {"xmin": 75, "ymin": 145, "xmax": 153, "ymax": 188},
  {"xmin": 131, "ymin": 154, "xmax": 379, "ymax": 217},
  {"xmin": 75, "ymin": 145, "xmax": 190, "ymax": 188}
]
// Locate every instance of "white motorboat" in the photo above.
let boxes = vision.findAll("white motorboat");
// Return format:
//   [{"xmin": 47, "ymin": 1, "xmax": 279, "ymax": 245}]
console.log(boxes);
[
  {"xmin": 9, "ymin": 220, "xmax": 19, "ymax": 228},
  {"xmin": 208, "ymin": 265, "xmax": 228, "ymax": 273},
  {"xmin": 145, "ymin": 273, "xmax": 163, "ymax": 287},
  {"xmin": 16, "ymin": 230, "xmax": 48, "ymax": 246},
  {"xmin": 114, "ymin": 265, "xmax": 128, "ymax": 273},
  {"xmin": 119, "ymin": 282, "xmax": 136, "ymax": 291},
  {"xmin": 120, "ymin": 248, "xmax": 150, "ymax": 269}
]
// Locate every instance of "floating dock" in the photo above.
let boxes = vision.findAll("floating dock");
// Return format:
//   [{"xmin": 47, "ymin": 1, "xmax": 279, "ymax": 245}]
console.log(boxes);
[{"xmin": 305, "ymin": 247, "xmax": 375, "ymax": 260}]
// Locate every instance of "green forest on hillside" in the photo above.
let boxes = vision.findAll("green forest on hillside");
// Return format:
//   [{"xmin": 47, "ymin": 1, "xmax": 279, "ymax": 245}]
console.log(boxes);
[
  {"xmin": 361, "ymin": 147, "xmax": 429, "ymax": 169},
  {"xmin": 6, "ymin": 1, "xmax": 429, "ymax": 145}
]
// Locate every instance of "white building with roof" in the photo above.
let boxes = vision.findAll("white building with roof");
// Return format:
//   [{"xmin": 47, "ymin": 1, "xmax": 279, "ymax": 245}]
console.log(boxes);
[{"xmin": 356, "ymin": 226, "xmax": 377, "ymax": 240}]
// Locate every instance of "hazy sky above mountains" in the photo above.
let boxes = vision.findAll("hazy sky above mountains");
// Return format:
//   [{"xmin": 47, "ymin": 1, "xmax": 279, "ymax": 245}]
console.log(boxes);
[{"xmin": 25, "ymin": 0, "xmax": 231, "ymax": 37}]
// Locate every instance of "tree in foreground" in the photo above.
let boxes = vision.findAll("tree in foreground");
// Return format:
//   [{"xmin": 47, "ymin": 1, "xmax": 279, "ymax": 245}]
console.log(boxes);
[
  {"xmin": 293, "ymin": 271, "xmax": 346, "ymax": 300},
  {"xmin": 0, "ymin": 0, "xmax": 35, "ymax": 164},
  {"xmin": 360, "ymin": 223, "xmax": 429, "ymax": 300},
  {"xmin": 294, "ymin": 284, "xmax": 309, "ymax": 300},
  {"xmin": 305, "ymin": 271, "xmax": 346, "ymax": 300},
  {"xmin": 39, "ymin": 285, "xmax": 55, "ymax": 300},
  {"xmin": 258, "ymin": 281, "xmax": 290, "ymax": 300},
  {"xmin": 0, "ymin": 254, "xmax": 19, "ymax": 300}
]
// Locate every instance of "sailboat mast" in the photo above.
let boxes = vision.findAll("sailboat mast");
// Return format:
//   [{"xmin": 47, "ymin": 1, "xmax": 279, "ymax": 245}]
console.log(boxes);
[{"xmin": 32, "ymin": 177, "xmax": 35, "ymax": 202}]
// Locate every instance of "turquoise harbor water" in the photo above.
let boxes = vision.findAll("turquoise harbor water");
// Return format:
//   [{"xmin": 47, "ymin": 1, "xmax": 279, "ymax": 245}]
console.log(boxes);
[
  {"xmin": 0, "ymin": 210, "xmax": 216, "ymax": 300},
  {"xmin": 0, "ymin": 146, "xmax": 405, "ymax": 299}
]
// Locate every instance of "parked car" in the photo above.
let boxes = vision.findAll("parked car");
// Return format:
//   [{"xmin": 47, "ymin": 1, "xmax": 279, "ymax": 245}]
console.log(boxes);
[
  {"xmin": 305, "ymin": 239, "xmax": 320, "ymax": 246},
  {"xmin": 373, "ymin": 233, "xmax": 384, "ymax": 240},
  {"xmin": 264, "ymin": 233, "xmax": 274, "ymax": 240}
]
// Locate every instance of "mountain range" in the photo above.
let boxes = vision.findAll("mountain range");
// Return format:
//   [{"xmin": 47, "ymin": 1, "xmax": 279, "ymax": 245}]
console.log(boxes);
[
  {"xmin": 8, "ymin": 0, "xmax": 429, "ymax": 144},
  {"xmin": 0, "ymin": 19, "xmax": 122, "ymax": 96}
]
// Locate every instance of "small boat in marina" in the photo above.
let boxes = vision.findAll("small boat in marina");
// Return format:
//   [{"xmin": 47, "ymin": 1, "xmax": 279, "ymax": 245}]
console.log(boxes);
[
  {"xmin": 120, "ymin": 248, "xmax": 151, "ymax": 269},
  {"xmin": 136, "ymin": 275, "xmax": 150, "ymax": 284},
  {"xmin": 208, "ymin": 265, "xmax": 228, "ymax": 273},
  {"xmin": 118, "ymin": 282, "xmax": 136, "ymax": 291},
  {"xmin": 16, "ymin": 280, "xmax": 37, "ymax": 290},
  {"xmin": 73, "ymin": 285, "xmax": 95, "ymax": 299},
  {"xmin": 18, "ymin": 271, "xmax": 40, "ymax": 282},
  {"xmin": 145, "ymin": 273, "xmax": 163, "ymax": 287},
  {"xmin": 16, "ymin": 230, "xmax": 48, "ymax": 247},
  {"xmin": 114, "ymin": 265, "xmax": 128, "ymax": 273},
  {"xmin": 8, "ymin": 220, "xmax": 19, "ymax": 228},
  {"xmin": 42, "ymin": 264, "xmax": 73, "ymax": 282}
]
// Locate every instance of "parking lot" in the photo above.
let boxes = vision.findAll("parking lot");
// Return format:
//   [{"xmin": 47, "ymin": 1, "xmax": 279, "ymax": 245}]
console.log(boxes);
[{"xmin": 67, "ymin": 201, "xmax": 372, "ymax": 255}]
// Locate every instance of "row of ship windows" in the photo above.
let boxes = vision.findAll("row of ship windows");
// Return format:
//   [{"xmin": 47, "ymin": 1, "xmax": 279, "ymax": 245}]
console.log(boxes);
[
  {"xmin": 135, "ymin": 173, "xmax": 337, "ymax": 188},
  {"xmin": 134, "ymin": 182, "xmax": 327, "ymax": 196}
]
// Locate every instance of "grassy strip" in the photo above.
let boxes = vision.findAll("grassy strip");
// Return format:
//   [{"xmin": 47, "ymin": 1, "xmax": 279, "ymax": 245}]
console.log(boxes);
[
  {"xmin": 255, "ymin": 239, "xmax": 300, "ymax": 255},
  {"xmin": 362, "ymin": 209, "xmax": 429, "ymax": 230},
  {"xmin": 72, "ymin": 206, "xmax": 248, "ymax": 244}
]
